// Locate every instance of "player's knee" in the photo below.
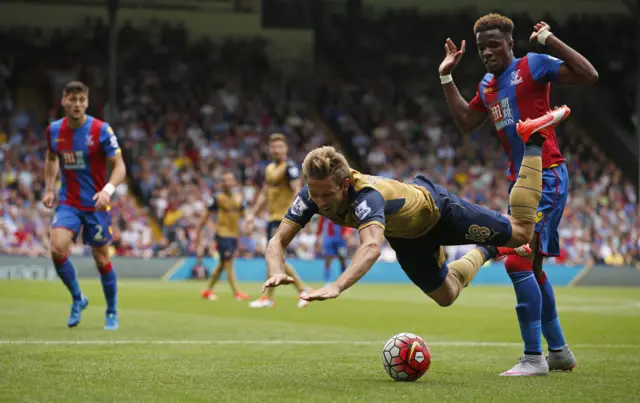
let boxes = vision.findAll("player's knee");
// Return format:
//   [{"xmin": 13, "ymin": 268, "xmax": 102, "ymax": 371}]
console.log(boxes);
[
  {"xmin": 428, "ymin": 279, "xmax": 458, "ymax": 307},
  {"xmin": 508, "ymin": 220, "xmax": 535, "ymax": 247},
  {"xmin": 91, "ymin": 247, "xmax": 111, "ymax": 268}
]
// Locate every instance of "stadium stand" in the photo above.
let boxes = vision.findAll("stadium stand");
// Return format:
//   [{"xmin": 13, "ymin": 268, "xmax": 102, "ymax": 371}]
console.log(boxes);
[{"xmin": 0, "ymin": 12, "xmax": 637, "ymax": 268}]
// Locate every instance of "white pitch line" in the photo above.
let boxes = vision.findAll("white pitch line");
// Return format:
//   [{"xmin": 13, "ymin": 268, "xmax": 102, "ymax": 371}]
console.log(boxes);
[{"xmin": 0, "ymin": 340, "xmax": 636, "ymax": 349}]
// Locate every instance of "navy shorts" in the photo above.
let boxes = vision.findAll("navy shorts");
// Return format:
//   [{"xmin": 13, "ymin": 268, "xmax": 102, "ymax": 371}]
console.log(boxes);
[
  {"xmin": 387, "ymin": 175, "xmax": 513, "ymax": 294},
  {"xmin": 508, "ymin": 163, "xmax": 569, "ymax": 257},
  {"xmin": 266, "ymin": 220, "xmax": 281, "ymax": 241},
  {"xmin": 216, "ymin": 236, "xmax": 238, "ymax": 261},
  {"xmin": 52, "ymin": 204, "xmax": 112, "ymax": 247}
]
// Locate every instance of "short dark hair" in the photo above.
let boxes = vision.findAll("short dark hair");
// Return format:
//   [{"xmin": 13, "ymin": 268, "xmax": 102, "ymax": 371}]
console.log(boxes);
[
  {"xmin": 473, "ymin": 13, "xmax": 514, "ymax": 36},
  {"xmin": 63, "ymin": 81, "xmax": 89, "ymax": 96}
]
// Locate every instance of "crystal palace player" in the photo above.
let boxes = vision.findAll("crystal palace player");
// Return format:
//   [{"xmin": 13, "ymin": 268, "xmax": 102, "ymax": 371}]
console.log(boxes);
[
  {"xmin": 315, "ymin": 216, "xmax": 351, "ymax": 284},
  {"xmin": 261, "ymin": 106, "xmax": 570, "ymax": 313},
  {"xmin": 44, "ymin": 81, "xmax": 126, "ymax": 330},
  {"xmin": 439, "ymin": 14, "xmax": 598, "ymax": 375}
]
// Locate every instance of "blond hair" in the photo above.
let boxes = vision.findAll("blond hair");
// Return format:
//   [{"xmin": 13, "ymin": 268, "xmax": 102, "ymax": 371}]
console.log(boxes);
[
  {"xmin": 269, "ymin": 133, "xmax": 287, "ymax": 144},
  {"xmin": 302, "ymin": 146, "xmax": 351, "ymax": 184}
]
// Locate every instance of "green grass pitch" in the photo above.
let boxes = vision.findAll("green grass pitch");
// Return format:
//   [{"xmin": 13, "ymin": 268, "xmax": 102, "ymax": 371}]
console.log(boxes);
[{"xmin": 1, "ymin": 280, "xmax": 639, "ymax": 402}]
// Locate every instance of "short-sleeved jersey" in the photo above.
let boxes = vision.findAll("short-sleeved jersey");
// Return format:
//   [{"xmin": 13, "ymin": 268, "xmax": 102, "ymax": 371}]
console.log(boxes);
[
  {"xmin": 283, "ymin": 170, "xmax": 440, "ymax": 239},
  {"xmin": 265, "ymin": 160, "xmax": 300, "ymax": 221},
  {"xmin": 469, "ymin": 53, "xmax": 566, "ymax": 181},
  {"xmin": 47, "ymin": 116, "xmax": 120, "ymax": 211},
  {"xmin": 208, "ymin": 191, "xmax": 246, "ymax": 238}
]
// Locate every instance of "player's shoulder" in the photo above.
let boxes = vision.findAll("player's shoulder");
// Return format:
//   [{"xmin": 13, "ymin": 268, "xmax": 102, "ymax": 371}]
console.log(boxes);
[
  {"xmin": 48, "ymin": 118, "xmax": 65, "ymax": 133},
  {"xmin": 350, "ymin": 170, "xmax": 377, "ymax": 193},
  {"xmin": 524, "ymin": 52, "xmax": 560, "ymax": 65}
]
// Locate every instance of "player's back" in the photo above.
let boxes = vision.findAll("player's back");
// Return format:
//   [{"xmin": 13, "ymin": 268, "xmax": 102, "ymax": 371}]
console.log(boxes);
[
  {"xmin": 265, "ymin": 160, "xmax": 299, "ymax": 221},
  {"xmin": 212, "ymin": 192, "xmax": 245, "ymax": 238},
  {"xmin": 285, "ymin": 170, "xmax": 441, "ymax": 239},
  {"xmin": 474, "ymin": 53, "xmax": 565, "ymax": 180},
  {"xmin": 47, "ymin": 116, "xmax": 117, "ymax": 211}
]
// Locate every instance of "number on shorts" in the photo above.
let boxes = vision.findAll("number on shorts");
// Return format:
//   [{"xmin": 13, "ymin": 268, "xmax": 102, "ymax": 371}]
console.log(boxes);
[
  {"xmin": 465, "ymin": 224, "xmax": 492, "ymax": 243},
  {"xmin": 94, "ymin": 225, "xmax": 105, "ymax": 242}
]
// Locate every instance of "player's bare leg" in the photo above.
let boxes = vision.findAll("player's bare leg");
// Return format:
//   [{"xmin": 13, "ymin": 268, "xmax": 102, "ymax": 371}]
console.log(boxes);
[
  {"xmin": 202, "ymin": 262, "xmax": 223, "ymax": 300},
  {"xmin": 284, "ymin": 262, "xmax": 311, "ymax": 308},
  {"xmin": 251, "ymin": 262, "xmax": 309, "ymax": 308},
  {"xmin": 532, "ymin": 248, "xmax": 576, "ymax": 371},
  {"xmin": 50, "ymin": 227, "xmax": 88, "ymax": 327},
  {"xmin": 427, "ymin": 245, "xmax": 529, "ymax": 307},
  {"xmin": 224, "ymin": 260, "xmax": 249, "ymax": 301},
  {"xmin": 92, "ymin": 244, "xmax": 118, "ymax": 330}
]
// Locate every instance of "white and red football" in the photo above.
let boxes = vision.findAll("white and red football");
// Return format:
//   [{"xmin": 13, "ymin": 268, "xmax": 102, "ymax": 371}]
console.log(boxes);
[{"xmin": 381, "ymin": 333, "xmax": 431, "ymax": 381}]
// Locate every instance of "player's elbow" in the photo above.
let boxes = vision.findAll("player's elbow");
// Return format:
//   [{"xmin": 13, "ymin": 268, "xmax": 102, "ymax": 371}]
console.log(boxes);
[
  {"xmin": 362, "ymin": 241, "xmax": 382, "ymax": 261},
  {"xmin": 586, "ymin": 69, "xmax": 599, "ymax": 83}
]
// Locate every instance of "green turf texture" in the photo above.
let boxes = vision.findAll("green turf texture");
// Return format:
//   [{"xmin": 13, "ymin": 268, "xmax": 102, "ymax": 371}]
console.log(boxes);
[{"xmin": 1, "ymin": 280, "xmax": 639, "ymax": 402}]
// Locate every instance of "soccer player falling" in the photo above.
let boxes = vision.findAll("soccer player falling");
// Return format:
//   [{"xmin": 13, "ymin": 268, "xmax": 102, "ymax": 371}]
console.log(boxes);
[
  {"xmin": 261, "ymin": 105, "xmax": 570, "ymax": 339},
  {"xmin": 44, "ymin": 81, "xmax": 127, "ymax": 330},
  {"xmin": 195, "ymin": 171, "xmax": 249, "ymax": 301},
  {"xmin": 439, "ymin": 14, "xmax": 598, "ymax": 375}
]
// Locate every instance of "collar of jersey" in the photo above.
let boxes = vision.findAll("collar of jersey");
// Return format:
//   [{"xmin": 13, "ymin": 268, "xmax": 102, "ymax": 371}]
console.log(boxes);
[{"xmin": 496, "ymin": 57, "xmax": 521, "ymax": 79}]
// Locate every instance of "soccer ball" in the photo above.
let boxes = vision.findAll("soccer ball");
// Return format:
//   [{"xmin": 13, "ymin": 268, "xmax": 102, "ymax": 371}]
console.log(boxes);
[{"xmin": 381, "ymin": 333, "xmax": 431, "ymax": 381}]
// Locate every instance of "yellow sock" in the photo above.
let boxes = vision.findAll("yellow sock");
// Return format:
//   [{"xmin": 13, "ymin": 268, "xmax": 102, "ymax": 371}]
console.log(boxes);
[
  {"xmin": 284, "ymin": 262, "xmax": 306, "ymax": 293},
  {"xmin": 448, "ymin": 248, "xmax": 487, "ymax": 291},
  {"xmin": 509, "ymin": 151, "xmax": 543, "ymax": 223}
]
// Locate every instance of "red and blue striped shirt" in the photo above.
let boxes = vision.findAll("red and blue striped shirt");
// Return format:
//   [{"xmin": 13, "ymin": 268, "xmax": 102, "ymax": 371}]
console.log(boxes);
[
  {"xmin": 46, "ymin": 116, "xmax": 120, "ymax": 211},
  {"xmin": 469, "ymin": 52, "xmax": 566, "ymax": 181}
]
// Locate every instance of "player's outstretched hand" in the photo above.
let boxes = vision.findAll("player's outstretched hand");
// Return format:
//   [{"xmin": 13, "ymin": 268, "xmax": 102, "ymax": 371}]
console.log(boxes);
[
  {"xmin": 530, "ymin": 21, "xmax": 551, "ymax": 44},
  {"xmin": 93, "ymin": 190, "xmax": 111, "ymax": 211},
  {"xmin": 42, "ymin": 190, "xmax": 55, "ymax": 209},
  {"xmin": 262, "ymin": 273, "xmax": 296, "ymax": 292},
  {"xmin": 438, "ymin": 38, "xmax": 466, "ymax": 76},
  {"xmin": 301, "ymin": 284, "xmax": 341, "ymax": 302}
]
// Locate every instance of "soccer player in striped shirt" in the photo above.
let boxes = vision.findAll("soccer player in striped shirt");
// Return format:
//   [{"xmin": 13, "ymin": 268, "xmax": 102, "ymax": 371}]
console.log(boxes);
[
  {"xmin": 44, "ymin": 81, "xmax": 127, "ymax": 330},
  {"xmin": 439, "ymin": 14, "xmax": 598, "ymax": 375}
]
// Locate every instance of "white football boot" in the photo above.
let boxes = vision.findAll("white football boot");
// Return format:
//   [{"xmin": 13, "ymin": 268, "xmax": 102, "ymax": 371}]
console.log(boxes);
[
  {"xmin": 297, "ymin": 290, "xmax": 310, "ymax": 308},
  {"xmin": 248, "ymin": 297, "xmax": 274, "ymax": 308},
  {"xmin": 547, "ymin": 345, "xmax": 577, "ymax": 371},
  {"xmin": 500, "ymin": 354, "xmax": 549, "ymax": 376}
]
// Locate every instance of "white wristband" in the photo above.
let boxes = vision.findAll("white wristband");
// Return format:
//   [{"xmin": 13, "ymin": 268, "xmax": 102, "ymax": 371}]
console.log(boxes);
[
  {"xmin": 537, "ymin": 29, "xmax": 553, "ymax": 45},
  {"xmin": 103, "ymin": 183, "xmax": 115, "ymax": 197},
  {"xmin": 440, "ymin": 74, "xmax": 453, "ymax": 84}
]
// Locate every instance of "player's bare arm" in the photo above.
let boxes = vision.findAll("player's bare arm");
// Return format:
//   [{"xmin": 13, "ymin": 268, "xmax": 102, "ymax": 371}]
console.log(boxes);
[
  {"xmin": 194, "ymin": 209, "xmax": 213, "ymax": 252},
  {"xmin": 245, "ymin": 184, "xmax": 268, "ymax": 232},
  {"xmin": 261, "ymin": 220, "xmax": 302, "ymax": 291},
  {"xmin": 531, "ymin": 21, "xmax": 598, "ymax": 85},
  {"xmin": 303, "ymin": 224, "xmax": 384, "ymax": 302},
  {"xmin": 439, "ymin": 39, "xmax": 488, "ymax": 133},
  {"xmin": 43, "ymin": 148, "xmax": 60, "ymax": 208},
  {"xmin": 93, "ymin": 152, "xmax": 126, "ymax": 211},
  {"xmin": 290, "ymin": 177, "xmax": 302, "ymax": 196}
]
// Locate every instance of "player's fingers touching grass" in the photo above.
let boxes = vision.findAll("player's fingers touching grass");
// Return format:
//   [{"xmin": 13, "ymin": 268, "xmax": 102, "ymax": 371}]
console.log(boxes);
[
  {"xmin": 303, "ymin": 285, "xmax": 341, "ymax": 301},
  {"xmin": 261, "ymin": 274, "xmax": 295, "ymax": 292}
]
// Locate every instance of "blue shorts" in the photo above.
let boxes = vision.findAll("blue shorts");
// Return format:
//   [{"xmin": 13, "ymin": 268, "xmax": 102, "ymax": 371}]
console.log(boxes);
[
  {"xmin": 509, "ymin": 163, "xmax": 569, "ymax": 257},
  {"xmin": 266, "ymin": 221, "xmax": 281, "ymax": 241},
  {"xmin": 52, "ymin": 204, "xmax": 112, "ymax": 247},
  {"xmin": 322, "ymin": 237, "xmax": 348, "ymax": 258},
  {"xmin": 216, "ymin": 236, "xmax": 238, "ymax": 261},
  {"xmin": 387, "ymin": 175, "xmax": 513, "ymax": 294}
]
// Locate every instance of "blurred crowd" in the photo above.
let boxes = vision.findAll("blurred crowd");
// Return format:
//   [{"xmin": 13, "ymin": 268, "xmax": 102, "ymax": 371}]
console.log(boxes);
[{"xmin": 1, "ymin": 11, "xmax": 638, "ymax": 267}]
